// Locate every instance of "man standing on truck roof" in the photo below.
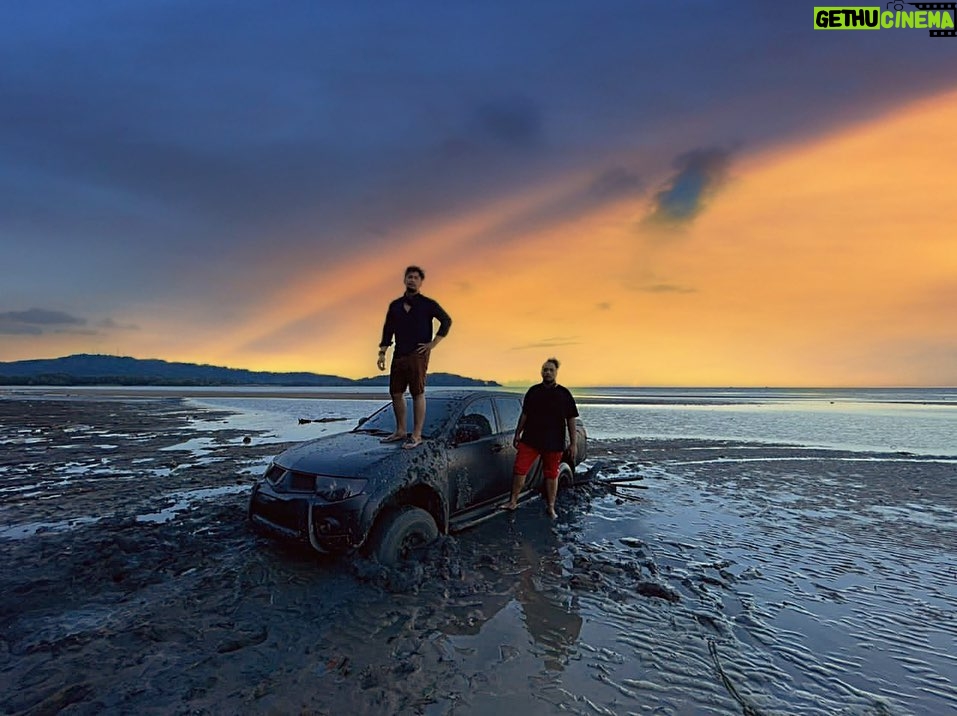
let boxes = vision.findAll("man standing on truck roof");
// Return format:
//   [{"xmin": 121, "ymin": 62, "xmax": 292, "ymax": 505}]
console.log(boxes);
[
  {"xmin": 503, "ymin": 357, "xmax": 579, "ymax": 518},
  {"xmin": 377, "ymin": 265, "xmax": 452, "ymax": 449}
]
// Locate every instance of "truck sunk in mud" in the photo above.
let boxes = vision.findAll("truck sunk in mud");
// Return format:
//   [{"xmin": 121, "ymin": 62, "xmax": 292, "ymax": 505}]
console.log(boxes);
[{"xmin": 248, "ymin": 390, "xmax": 587, "ymax": 564}]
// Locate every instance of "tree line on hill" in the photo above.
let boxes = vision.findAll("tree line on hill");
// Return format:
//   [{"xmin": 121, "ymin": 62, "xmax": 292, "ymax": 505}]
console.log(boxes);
[{"xmin": 0, "ymin": 354, "xmax": 499, "ymax": 387}]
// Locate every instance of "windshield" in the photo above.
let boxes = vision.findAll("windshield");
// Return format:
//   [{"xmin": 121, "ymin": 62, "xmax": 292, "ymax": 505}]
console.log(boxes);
[{"xmin": 353, "ymin": 397, "xmax": 460, "ymax": 439}]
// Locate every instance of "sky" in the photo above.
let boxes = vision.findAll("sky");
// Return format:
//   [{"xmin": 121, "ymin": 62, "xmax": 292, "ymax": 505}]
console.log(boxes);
[{"xmin": 1, "ymin": 1, "xmax": 955, "ymax": 387}]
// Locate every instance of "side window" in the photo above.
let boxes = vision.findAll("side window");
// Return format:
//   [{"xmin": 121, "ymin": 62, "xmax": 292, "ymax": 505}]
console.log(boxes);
[
  {"xmin": 454, "ymin": 398, "xmax": 495, "ymax": 443},
  {"xmin": 494, "ymin": 397, "xmax": 523, "ymax": 435}
]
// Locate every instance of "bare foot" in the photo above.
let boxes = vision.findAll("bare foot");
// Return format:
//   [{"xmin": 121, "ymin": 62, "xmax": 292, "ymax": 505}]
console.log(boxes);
[
  {"xmin": 499, "ymin": 502, "xmax": 518, "ymax": 511},
  {"xmin": 546, "ymin": 505, "xmax": 557, "ymax": 519},
  {"xmin": 402, "ymin": 436, "xmax": 423, "ymax": 450},
  {"xmin": 379, "ymin": 432, "xmax": 406, "ymax": 443}
]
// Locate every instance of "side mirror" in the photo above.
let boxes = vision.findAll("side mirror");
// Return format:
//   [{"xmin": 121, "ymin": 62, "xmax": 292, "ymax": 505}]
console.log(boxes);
[{"xmin": 357, "ymin": 416, "xmax": 368, "ymax": 427}]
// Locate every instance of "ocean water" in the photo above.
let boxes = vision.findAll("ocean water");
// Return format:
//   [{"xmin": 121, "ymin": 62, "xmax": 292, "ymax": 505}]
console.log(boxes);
[
  {"xmin": 576, "ymin": 388, "xmax": 957, "ymax": 456},
  {"xmin": 183, "ymin": 387, "xmax": 957, "ymax": 457}
]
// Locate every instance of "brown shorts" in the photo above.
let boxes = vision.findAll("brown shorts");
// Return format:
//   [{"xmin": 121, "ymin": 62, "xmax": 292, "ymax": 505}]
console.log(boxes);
[{"xmin": 389, "ymin": 353, "xmax": 429, "ymax": 396}]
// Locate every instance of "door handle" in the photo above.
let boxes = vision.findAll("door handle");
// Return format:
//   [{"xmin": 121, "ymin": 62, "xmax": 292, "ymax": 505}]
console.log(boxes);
[{"xmin": 491, "ymin": 443, "xmax": 504, "ymax": 453}]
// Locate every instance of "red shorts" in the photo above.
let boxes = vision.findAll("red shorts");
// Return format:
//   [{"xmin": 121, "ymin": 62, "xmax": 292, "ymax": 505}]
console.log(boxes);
[
  {"xmin": 389, "ymin": 353, "xmax": 429, "ymax": 396},
  {"xmin": 514, "ymin": 442, "xmax": 563, "ymax": 480}
]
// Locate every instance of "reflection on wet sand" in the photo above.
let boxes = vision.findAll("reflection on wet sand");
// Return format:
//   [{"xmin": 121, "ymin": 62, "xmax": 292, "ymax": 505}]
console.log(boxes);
[
  {"xmin": 515, "ymin": 536, "xmax": 583, "ymax": 673},
  {"xmin": 439, "ymin": 510, "xmax": 585, "ymax": 672}
]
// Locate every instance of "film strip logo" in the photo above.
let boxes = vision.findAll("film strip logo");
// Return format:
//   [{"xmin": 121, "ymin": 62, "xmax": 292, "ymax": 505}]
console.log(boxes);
[{"xmin": 891, "ymin": 1, "xmax": 957, "ymax": 35}]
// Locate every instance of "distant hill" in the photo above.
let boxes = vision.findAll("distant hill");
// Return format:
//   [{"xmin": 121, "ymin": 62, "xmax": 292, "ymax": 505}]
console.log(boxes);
[{"xmin": 0, "ymin": 354, "xmax": 500, "ymax": 387}]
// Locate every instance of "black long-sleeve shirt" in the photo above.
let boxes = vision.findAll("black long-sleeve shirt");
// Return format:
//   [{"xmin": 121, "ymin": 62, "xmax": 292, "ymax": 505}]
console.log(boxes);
[{"xmin": 379, "ymin": 293, "xmax": 452, "ymax": 358}]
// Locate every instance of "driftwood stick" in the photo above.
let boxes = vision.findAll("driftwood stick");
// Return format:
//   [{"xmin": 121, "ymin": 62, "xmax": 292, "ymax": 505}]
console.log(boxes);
[
  {"xmin": 598, "ymin": 475, "xmax": 646, "ymax": 483},
  {"xmin": 611, "ymin": 491, "xmax": 645, "ymax": 503}
]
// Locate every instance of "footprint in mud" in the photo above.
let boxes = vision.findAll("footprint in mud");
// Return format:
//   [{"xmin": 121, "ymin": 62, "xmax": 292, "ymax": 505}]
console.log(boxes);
[{"xmin": 216, "ymin": 626, "xmax": 268, "ymax": 653}]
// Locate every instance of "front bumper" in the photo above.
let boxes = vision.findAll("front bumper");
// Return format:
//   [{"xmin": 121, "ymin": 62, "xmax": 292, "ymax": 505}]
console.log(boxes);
[{"xmin": 248, "ymin": 482, "xmax": 368, "ymax": 554}]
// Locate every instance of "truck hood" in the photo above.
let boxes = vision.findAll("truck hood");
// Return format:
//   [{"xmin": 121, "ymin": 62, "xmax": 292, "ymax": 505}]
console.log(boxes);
[{"xmin": 274, "ymin": 431, "xmax": 443, "ymax": 480}]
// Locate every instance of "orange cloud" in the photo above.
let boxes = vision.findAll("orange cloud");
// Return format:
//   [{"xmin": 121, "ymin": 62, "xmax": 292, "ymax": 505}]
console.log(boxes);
[{"xmin": 434, "ymin": 88, "xmax": 957, "ymax": 386}]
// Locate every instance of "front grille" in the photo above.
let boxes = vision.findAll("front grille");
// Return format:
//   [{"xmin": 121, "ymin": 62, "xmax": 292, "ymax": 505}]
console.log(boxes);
[
  {"xmin": 250, "ymin": 496, "xmax": 308, "ymax": 537},
  {"xmin": 288, "ymin": 471, "xmax": 316, "ymax": 492}
]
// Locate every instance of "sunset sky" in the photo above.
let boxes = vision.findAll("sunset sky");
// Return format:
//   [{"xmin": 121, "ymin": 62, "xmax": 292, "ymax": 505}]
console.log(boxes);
[{"xmin": 2, "ymin": 2, "xmax": 955, "ymax": 387}]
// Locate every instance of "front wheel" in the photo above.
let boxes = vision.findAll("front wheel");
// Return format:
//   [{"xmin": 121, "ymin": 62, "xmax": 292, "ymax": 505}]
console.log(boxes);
[{"xmin": 370, "ymin": 507, "xmax": 438, "ymax": 565}]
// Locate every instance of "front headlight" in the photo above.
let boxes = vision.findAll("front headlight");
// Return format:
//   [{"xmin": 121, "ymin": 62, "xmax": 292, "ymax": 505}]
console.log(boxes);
[
  {"xmin": 263, "ymin": 462, "xmax": 286, "ymax": 484},
  {"xmin": 314, "ymin": 476, "xmax": 367, "ymax": 502}
]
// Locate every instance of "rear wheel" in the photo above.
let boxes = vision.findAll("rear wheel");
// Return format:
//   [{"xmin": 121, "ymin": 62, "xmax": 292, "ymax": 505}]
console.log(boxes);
[
  {"xmin": 371, "ymin": 507, "xmax": 438, "ymax": 565},
  {"xmin": 539, "ymin": 461, "xmax": 575, "ymax": 495},
  {"xmin": 557, "ymin": 462, "xmax": 574, "ymax": 488}
]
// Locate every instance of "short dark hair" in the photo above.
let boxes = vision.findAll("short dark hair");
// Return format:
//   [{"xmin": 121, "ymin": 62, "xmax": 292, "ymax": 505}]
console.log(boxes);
[
  {"xmin": 544, "ymin": 357, "xmax": 560, "ymax": 369},
  {"xmin": 405, "ymin": 265, "xmax": 425, "ymax": 279}
]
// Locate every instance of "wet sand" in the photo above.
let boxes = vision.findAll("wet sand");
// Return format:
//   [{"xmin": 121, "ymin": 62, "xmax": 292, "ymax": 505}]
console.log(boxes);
[{"xmin": 1, "ymin": 397, "xmax": 955, "ymax": 715}]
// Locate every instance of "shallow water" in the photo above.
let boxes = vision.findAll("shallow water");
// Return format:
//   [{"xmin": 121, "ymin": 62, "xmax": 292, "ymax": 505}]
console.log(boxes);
[
  {"xmin": 1, "ymin": 393, "xmax": 955, "ymax": 714},
  {"xmin": 187, "ymin": 386, "xmax": 957, "ymax": 456},
  {"xmin": 580, "ymin": 400, "xmax": 957, "ymax": 456},
  {"xmin": 185, "ymin": 396, "xmax": 374, "ymax": 445}
]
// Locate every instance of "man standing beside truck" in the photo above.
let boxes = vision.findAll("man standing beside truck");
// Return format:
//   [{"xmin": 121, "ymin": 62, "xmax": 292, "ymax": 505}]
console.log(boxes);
[{"xmin": 504, "ymin": 357, "xmax": 579, "ymax": 518}]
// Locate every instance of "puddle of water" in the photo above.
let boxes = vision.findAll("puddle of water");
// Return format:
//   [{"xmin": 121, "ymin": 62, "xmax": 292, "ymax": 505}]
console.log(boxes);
[
  {"xmin": 0, "ymin": 516, "xmax": 102, "ymax": 540},
  {"xmin": 136, "ymin": 484, "xmax": 250, "ymax": 523},
  {"xmin": 161, "ymin": 437, "xmax": 222, "ymax": 453}
]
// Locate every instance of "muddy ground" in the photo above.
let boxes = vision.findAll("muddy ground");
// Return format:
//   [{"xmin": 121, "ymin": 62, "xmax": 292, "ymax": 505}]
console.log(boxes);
[{"xmin": 1, "ymin": 397, "xmax": 955, "ymax": 715}]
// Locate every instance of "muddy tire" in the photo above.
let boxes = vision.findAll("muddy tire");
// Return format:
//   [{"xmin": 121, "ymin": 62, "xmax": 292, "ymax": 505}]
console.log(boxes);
[
  {"xmin": 557, "ymin": 462, "xmax": 574, "ymax": 488},
  {"xmin": 371, "ymin": 507, "xmax": 438, "ymax": 565},
  {"xmin": 539, "ymin": 461, "xmax": 574, "ymax": 495}
]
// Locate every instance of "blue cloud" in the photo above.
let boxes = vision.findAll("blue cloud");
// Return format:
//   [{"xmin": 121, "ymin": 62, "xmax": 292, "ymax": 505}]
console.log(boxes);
[
  {"xmin": 0, "ymin": 308, "xmax": 86, "ymax": 335},
  {"xmin": 645, "ymin": 149, "xmax": 731, "ymax": 225}
]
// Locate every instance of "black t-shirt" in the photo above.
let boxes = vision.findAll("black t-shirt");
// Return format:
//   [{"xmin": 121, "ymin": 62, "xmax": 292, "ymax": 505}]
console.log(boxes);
[{"xmin": 521, "ymin": 382, "xmax": 579, "ymax": 452}]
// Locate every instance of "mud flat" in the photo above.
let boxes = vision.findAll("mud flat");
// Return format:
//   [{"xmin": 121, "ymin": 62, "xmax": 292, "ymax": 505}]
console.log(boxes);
[{"xmin": 1, "ymin": 397, "xmax": 955, "ymax": 715}]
